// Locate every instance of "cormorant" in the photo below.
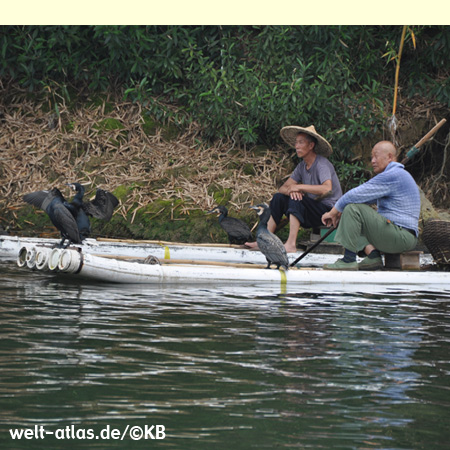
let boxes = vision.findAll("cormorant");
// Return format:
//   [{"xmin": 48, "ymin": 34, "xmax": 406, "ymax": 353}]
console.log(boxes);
[
  {"xmin": 66, "ymin": 183, "xmax": 119, "ymax": 240},
  {"xmin": 250, "ymin": 203, "xmax": 289, "ymax": 270},
  {"xmin": 66, "ymin": 183, "xmax": 90, "ymax": 239},
  {"xmin": 207, "ymin": 205, "xmax": 253, "ymax": 245},
  {"xmin": 23, "ymin": 188, "xmax": 82, "ymax": 247}
]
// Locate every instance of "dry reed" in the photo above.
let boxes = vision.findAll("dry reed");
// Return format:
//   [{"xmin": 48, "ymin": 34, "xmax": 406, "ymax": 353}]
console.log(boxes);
[{"xmin": 0, "ymin": 87, "xmax": 293, "ymax": 227}]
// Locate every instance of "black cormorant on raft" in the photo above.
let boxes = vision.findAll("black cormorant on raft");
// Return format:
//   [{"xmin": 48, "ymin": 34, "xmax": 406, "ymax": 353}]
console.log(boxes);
[
  {"xmin": 207, "ymin": 205, "xmax": 253, "ymax": 245},
  {"xmin": 23, "ymin": 183, "xmax": 119, "ymax": 247},
  {"xmin": 23, "ymin": 188, "xmax": 82, "ymax": 248},
  {"xmin": 250, "ymin": 203, "xmax": 289, "ymax": 270},
  {"xmin": 67, "ymin": 183, "xmax": 119, "ymax": 240}
]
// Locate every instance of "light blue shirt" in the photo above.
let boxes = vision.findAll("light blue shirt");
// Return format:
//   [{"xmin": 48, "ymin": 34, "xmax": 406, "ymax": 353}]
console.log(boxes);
[{"xmin": 334, "ymin": 162, "xmax": 420, "ymax": 236}]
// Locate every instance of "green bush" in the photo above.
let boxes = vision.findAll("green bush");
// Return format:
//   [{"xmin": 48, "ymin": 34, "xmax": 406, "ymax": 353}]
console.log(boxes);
[
  {"xmin": 334, "ymin": 161, "xmax": 371, "ymax": 193},
  {"xmin": 1, "ymin": 25, "xmax": 448, "ymax": 158}
]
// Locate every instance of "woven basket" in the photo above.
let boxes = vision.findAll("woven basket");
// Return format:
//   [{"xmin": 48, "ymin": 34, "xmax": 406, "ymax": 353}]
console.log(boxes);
[{"xmin": 422, "ymin": 219, "xmax": 450, "ymax": 265}]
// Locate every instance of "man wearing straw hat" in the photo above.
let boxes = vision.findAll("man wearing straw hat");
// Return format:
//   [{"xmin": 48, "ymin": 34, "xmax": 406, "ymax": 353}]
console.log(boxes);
[{"xmin": 246, "ymin": 125, "xmax": 342, "ymax": 253}]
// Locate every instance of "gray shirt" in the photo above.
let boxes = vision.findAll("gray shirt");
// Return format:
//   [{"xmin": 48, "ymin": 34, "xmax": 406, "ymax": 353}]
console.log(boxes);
[{"xmin": 290, "ymin": 154, "xmax": 342, "ymax": 208}]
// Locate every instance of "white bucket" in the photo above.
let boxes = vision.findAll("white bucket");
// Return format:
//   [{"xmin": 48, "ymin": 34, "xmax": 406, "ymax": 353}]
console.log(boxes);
[
  {"xmin": 17, "ymin": 246, "xmax": 29, "ymax": 268},
  {"xmin": 35, "ymin": 247, "xmax": 53, "ymax": 271},
  {"xmin": 58, "ymin": 249, "xmax": 82, "ymax": 273},
  {"xmin": 48, "ymin": 248, "xmax": 62, "ymax": 271}
]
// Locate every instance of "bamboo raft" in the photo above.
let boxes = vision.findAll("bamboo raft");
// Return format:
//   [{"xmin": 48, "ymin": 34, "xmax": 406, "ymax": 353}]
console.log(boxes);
[{"xmin": 5, "ymin": 236, "xmax": 448, "ymax": 291}]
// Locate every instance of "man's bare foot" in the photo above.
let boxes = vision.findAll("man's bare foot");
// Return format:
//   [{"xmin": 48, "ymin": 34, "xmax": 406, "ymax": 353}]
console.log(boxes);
[
  {"xmin": 284, "ymin": 243, "xmax": 297, "ymax": 253},
  {"xmin": 244, "ymin": 241, "xmax": 259, "ymax": 250}
]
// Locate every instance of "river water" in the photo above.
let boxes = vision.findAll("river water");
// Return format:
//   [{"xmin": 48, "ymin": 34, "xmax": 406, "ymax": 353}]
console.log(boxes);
[{"xmin": 1, "ymin": 258, "xmax": 449, "ymax": 449}]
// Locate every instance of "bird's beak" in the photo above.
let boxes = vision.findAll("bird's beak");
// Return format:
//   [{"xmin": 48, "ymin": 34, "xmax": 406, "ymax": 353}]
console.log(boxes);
[
  {"xmin": 206, "ymin": 208, "xmax": 217, "ymax": 215},
  {"xmin": 250, "ymin": 205, "xmax": 263, "ymax": 215}
]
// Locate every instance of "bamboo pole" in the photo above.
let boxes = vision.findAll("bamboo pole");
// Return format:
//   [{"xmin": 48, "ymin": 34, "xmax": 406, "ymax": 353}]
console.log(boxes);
[
  {"xmin": 401, "ymin": 118, "xmax": 447, "ymax": 164},
  {"xmin": 92, "ymin": 254, "xmax": 300, "ymax": 270},
  {"xmin": 95, "ymin": 237, "xmax": 250, "ymax": 249}
]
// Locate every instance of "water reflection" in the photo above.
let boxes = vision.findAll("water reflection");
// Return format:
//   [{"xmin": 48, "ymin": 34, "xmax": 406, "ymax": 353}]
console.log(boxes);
[{"xmin": 0, "ymin": 259, "xmax": 449, "ymax": 449}]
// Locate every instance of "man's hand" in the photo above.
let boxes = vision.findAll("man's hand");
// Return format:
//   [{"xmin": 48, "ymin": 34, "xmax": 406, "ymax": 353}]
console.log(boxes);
[
  {"xmin": 322, "ymin": 207, "xmax": 341, "ymax": 227},
  {"xmin": 287, "ymin": 184, "xmax": 303, "ymax": 201}
]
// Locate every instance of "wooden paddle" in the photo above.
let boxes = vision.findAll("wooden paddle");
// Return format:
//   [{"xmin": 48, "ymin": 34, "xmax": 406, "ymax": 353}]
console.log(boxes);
[
  {"xmin": 289, "ymin": 226, "xmax": 337, "ymax": 267},
  {"xmin": 401, "ymin": 118, "xmax": 447, "ymax": 164}
]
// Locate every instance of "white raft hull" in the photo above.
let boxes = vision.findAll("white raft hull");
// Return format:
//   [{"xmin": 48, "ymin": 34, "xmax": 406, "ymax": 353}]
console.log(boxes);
[
  {"xmin": 14, "ymin": 245, "xmax": 450, "ymax": 289},
  {"xmin": 80, "ymin": 254, "xmax": 449, "ymax": 287}
]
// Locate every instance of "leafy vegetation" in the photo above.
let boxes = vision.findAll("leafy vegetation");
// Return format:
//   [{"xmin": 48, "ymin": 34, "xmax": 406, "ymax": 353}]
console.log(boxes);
[{"xmin": 1, "ymin": 26, "xmax": 448, "ymax": 157}]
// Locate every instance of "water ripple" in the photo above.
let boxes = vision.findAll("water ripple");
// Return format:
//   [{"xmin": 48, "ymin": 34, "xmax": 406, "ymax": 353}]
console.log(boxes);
[{"xmin": 1, "ymin": 259, "xmax": 449, "ymax": 449}]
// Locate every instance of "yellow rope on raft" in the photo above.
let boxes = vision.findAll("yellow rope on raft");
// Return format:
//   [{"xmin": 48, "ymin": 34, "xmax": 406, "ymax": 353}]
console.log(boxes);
[
  {"xmin": 279, "ymin": 269, "xmax": 287, "ymax": 289},
  {"xmin": 164, "ymin": 246, "xmax": 170, "ymax": 259},
  {"xmin": 156, "ymin": 242, "xmax": 171, "ymax": 259}
]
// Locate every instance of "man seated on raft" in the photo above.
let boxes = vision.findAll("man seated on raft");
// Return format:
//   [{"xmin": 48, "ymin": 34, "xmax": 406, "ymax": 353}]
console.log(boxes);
[
  {"xmin": 246, "ymin": 125, "xmax": 342, "ymax": 253},
  {"xmin": 321, "ymin": 140, "xmax": 420, "ymax": 271}
]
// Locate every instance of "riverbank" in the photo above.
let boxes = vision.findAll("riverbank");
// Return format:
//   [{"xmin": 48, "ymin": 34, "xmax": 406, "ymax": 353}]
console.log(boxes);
[
  {"xmin": 1, "ymin": 87, "xmax": 298, "ymax": 243},
  {"xmin": 0, "ymin": 86, "xmax": 448, "ymax": 244}
]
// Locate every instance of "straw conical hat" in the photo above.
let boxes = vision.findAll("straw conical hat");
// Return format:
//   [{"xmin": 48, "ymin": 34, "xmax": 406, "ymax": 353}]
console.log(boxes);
[{"xmin": 280, "ymin": 125, "xmax": 332, "ymax": 157}]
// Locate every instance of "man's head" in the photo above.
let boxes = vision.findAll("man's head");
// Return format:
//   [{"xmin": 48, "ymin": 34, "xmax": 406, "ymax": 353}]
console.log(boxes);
[
  {"xmin": 295, "ymin": 132, "xmax": 317, "ymax": 158},
  {"xmin": 280, "ymin": 125, "xmax": 332, "ymax": 157},
  {"xmin": 371, "ymin": 141, "xmax": 397, "ymax": 174}
]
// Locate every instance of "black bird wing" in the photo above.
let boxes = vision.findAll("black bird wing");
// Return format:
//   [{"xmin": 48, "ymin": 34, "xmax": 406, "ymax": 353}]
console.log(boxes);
[
  {"xmin": 51, "ymin": 203, "xmax": 82, "ymax": 243},
  {"xmin": 220, "ymin": 217, "xmax": 253, "ymax": 241},
  {"xmin": 24, "ymin": 189, "xmax": 81, "ymax": 244},
  {"xmin": 23, "ymin": 190, "xmax": 55, "ymax": 212},
  {"xmin": 82, "ymin": 189, "xmax": 119, "ymax": 220},
  {"xmin": 257, "ymin": 230, "xmax": 289, "ymax": 268}
]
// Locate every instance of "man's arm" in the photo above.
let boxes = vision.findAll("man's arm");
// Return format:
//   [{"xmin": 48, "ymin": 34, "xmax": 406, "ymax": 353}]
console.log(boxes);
[
  {"xmin": 334, "ymin": 172, "xmax": 392, "ymax": 212},
  {"xmin": 279, "ymin": 178, "xmax": 332, "ymax": 202},
  {"xmin": 278, "ymin": 177, "xmax": 298, "ymax": 196},
  {"xmin": 288, "ymin": 179, "xmax": 332, "ymax": 197}
]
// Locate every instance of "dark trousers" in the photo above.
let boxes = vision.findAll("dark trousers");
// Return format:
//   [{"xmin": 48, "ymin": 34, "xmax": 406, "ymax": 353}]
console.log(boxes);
[{"xmin": 270, "ymin": 193, "xmax": 331, "ymax": 229}]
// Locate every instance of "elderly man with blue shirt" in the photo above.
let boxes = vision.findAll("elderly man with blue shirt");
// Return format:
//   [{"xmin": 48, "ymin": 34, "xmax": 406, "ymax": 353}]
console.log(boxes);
[{"xmin": 321, "ymin": 140, "xmax": 420, "ymax": 270}]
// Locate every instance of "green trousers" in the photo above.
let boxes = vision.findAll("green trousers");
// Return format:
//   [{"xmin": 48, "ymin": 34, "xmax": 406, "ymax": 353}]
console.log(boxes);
[{"xmin": 335, "ymin": 204, "xmax": 417, "ymax": 253}]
